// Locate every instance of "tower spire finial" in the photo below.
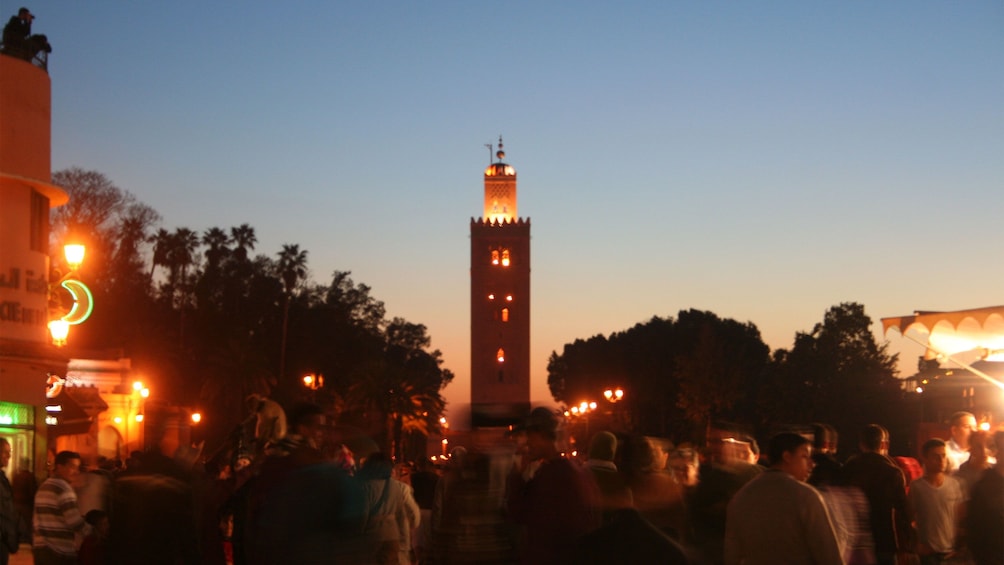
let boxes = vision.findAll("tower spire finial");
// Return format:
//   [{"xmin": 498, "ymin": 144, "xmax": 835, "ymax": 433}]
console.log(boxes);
[{"xmin": 496, "ymin": 135, "xmax": 505, "ymax": 162}]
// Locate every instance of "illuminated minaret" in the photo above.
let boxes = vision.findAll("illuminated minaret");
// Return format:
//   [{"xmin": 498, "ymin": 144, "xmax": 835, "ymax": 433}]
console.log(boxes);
[{"xmin": 470, "ymin": 137, "xmax": 530, "ymax": 427}]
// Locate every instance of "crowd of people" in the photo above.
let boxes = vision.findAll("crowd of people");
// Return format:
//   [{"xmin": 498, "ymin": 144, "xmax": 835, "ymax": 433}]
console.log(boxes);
[{"xmin": 0, "ymin": 405, "xmax": 1000, "ymax": 565}]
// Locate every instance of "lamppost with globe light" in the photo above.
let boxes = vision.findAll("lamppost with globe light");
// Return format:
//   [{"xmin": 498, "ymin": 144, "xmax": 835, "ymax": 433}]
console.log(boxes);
[
  {"xmin": 303, "ymin": 373, "xmax": 323, "ymax": 403},
  {"xmin": 47, "ymin": 242, "xmax": 94, "ymax": 347}
]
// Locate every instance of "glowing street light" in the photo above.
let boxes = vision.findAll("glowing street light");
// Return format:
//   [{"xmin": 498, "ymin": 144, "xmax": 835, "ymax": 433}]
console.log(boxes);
[
  {"xmin": 603, "ymin": 388, "xmax": 625, "ymax": 402},
  {"xmin": 48, "ymin": 320, "xmax": 69, "ymax": 347},
  {"xmin": 303, "ymin": 374, "xmax": 323, "ymax": 390},
  {"xmin": 191, "ymin": 412, "xmax": 202, "ymax": 424},
  {"xmin": 63, "ymin": 244, "xmax": 85, "ymax": 271}
]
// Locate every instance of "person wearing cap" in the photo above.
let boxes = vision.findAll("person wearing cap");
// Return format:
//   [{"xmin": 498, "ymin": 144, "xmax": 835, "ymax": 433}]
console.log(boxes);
[
  {"xmin": 507, "ymin": 407, "xmax": 600, "ymax": 564},
  {"xmin": 2, "ymin": 7, "xmax": 51, "ymax": 62},
  {"xmin": 585, "ymin": 431, "xmax": 632, "ymax": 517}
]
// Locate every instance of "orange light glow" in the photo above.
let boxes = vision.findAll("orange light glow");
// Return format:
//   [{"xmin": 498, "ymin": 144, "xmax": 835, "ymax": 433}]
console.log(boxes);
[
  {"xmin": 191, "ymin": 412, "xmax": 202, "ymax": 424},
  {"xmin": 48, "ymin": 320, "xmax": 69, "ymax": 347},
  {"xmin": 63, "ymin": 244, "xmax": 85, "ymax": 270}
]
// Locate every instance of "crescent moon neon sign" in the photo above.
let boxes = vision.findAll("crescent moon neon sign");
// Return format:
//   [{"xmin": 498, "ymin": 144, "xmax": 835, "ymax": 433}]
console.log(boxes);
[{"xmin": 59, "ymin": 279, "xmax": 94, "ymax": 325}]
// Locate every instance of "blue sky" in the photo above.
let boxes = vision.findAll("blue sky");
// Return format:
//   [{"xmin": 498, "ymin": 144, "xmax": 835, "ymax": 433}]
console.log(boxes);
[{"xmin": 29, "ymin": 1, "xmax": 1004, "ymax": 411}]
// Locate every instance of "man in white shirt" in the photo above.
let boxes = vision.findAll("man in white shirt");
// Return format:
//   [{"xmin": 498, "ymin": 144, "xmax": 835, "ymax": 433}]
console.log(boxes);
[
  {"xmin": 909, "ymin": 438, "xmax": 965, "ymax": 564},
  {"xmin": 944, "ymin": 411, "xmax": 976, "ymax": 472}
]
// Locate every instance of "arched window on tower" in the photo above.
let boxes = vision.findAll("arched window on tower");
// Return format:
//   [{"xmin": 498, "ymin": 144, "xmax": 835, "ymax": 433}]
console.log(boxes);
[
  {"xmin": 491, "ymin": 250, "xmax": 499, "ymax": 265},
  {"xmin": 497, "ymin": 348, "xmax": 505, "ymax": 363},
  {"xmin": 501, "ymin": 308, "xmax": 509, "ymax": 322},
  {"xmin": 501, "ymin": 249, "xmax": 510, "ymax": 267}
]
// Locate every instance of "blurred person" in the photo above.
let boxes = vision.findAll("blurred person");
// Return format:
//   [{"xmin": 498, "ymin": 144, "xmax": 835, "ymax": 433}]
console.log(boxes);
[
  {"xmin": 332, "ymin": 443, "xmax": 356, "ymax": 476},
  {"xmin": 410, "ymin": 458, "xmax": 438, "ymax": 565},
  {"xmin": 808, "ymin": 429, "xmax": 876, "ymax": 564},
  {"xmin": 11, "ymin": 457, "xmax": 35, "ymax": 544},
  {"xmin": 945, "ymin": 411, "xmax": 977, "ymax": 472},
  {"xmin": 358, "ymin": 452, "xmax": 419, "ymax": 565},
  {"xmin": 431, "ymin": 445, "xmax": 467, "ymax": 564},
  {"xmin": 809, "ymin": 423, "xmax": 843, "ymax": 488},
  {"xmin": 585, "ymin": 431, "xmax": 632, "ymax": 518},
  {"xmin": 245, "ymin": 394, "xmax": 287, "ymax": 453},
  {"xmin": 843, "ymin": 424, "xmax": 914, "ymax": 565},
  {"xmin": 77, "ymin": 509, "xmax": 109, "ymax": 565},
  {"xmin": 432, "ymin": 448, "xmax": 514, "ymax": 564},
  {"xmin": 965, "ymin": 430, "xmax": 1004, "ymax": 565},
  {"xmin": 75, "ymin": 456, "xmax": 112, "ymax": 517},
  {"xmin": 507, "ymin": 407, "xmax": 600, "ymax": 565},
  {"xmin": 955, "ymin": 430, "xmax": 992, "ymax": 495},
  {"xmin": 241, "ymin": 401, "xmax": 326, "ymax": 565},
  {"xmin": 33, "ymin": 450, "xmax": 90, "ymax": 565},
  {"xmin": 647, "ymin": 436, "xmax": 674, "ymax": 471},
  {"xmin": 691, "ymin": 422, "xmax": 762, "ymax": 564},
  {"xmin": 893, "ymin": 456, "xmax": 924, "ymax": 493},
  {"xmin": 0, "ymin": 439, "xmax": 18, "ymax": 565},
  {"xmin": 724, "ymin": 432, "xmax": 843, "ymax": 565},
  {"xmin": 106, "ymin": 448, "xmax": 202, "ymax": 564},
  {"xmin": 909, "ymin": 439, "xmax": 965, "ymax": 565},
  {"xmin": 573, "ymin": 504, "xmax": 691, "ymax": 565},
  {"xmin": 668, "ymin": 446, "xmax": 700, "ymax": 489},
  {"xmin": 620, "ymin": 434, "xmax": 688, "ymax": 542}
]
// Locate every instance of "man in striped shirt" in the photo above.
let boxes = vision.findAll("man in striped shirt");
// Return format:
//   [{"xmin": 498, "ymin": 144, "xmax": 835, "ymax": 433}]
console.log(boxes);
[{"xmin": 32, "ymin": 450, "xmax": 90, "ymax": 565}]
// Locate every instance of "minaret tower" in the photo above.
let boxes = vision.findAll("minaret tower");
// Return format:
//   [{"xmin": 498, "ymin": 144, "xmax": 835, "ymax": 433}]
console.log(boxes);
[{"xmin": 470, "ymin": 137, "xmax": 530, "ymax": 427}]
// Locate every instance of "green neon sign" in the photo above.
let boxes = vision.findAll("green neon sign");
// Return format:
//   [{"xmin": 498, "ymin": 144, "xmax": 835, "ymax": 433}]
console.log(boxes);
[{"xmin": 60, "ymin": 279, "xmax": 94, "ymax": 325}]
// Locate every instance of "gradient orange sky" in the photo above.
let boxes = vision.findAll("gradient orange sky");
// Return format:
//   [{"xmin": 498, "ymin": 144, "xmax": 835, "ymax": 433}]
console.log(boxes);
[{"xmin": 36, "ymin": 2, "xmax": 1003, "ymax": 419}]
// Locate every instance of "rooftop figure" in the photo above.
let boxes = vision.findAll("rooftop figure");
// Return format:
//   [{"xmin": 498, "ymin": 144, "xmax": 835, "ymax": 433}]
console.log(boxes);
[{"xmin": 2, "ymin": 7, "xmax": 52, "ymax": 66}]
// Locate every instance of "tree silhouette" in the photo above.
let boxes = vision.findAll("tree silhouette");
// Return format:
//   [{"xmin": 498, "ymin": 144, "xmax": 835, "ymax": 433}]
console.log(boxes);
[{"xmin": 276, "ymin": 244, "xmax": 308, "ymax": 380}]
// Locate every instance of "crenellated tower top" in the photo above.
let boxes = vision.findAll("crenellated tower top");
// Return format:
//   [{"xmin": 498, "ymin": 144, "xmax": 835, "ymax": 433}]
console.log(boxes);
[{"xmin": 483, "ymin": 135, "xmax": 517, "ymax": 223}]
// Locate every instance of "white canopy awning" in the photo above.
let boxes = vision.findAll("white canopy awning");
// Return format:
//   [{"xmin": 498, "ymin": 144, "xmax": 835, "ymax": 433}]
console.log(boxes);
[
  {"xmin": 882, "ymin": 305, "xmax": 1004, "ymax": 390},
  {"xmin": 882, "ymin": 305, "xmax": 1004, "ymax": 359}
]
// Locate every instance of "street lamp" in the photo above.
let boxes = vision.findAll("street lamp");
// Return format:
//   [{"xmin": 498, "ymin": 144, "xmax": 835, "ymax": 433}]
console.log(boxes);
[
  {"xmin": 603, "ymin": 388, "xmax": 624, "ymax": 403},
  {"xmin": 303, "ymin": 374, "xmax": 323, "ymax": 390},
  {"xmin": 48, "ymin": 243, "xmax": 93, "ymax": 347},
  {"xmin": 63, "ymin": 244, "xmax": 85, "ymax": 271}
]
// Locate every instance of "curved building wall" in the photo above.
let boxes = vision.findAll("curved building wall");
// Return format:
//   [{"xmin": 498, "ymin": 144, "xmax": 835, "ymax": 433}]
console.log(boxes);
[{"xmin": 0, "ymin": 53, "xmax": 69, "ymax": 477}]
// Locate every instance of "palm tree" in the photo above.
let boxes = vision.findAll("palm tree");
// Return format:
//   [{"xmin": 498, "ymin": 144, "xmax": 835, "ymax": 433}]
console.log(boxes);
[
  {"xmin": 202, "ymin": 227, "xmax": 231, "ymax": 271},
  {"xmin": 230, "ymin": 223, "xmax": 257, "ymax": 263},
  {"xmin": 167, "ymin": 228, "xmax": 200, "ymax": 349},
  {"xmin": 345, "ymin": 361, "xmax": 445, "ymax": 462},
  {"xmin": 149, "ymin": 228, "xmax": 173, "ymax": 280},
  {"xmin": 276, "ymin": 244, "xmax": 308, "ymax": 380}
]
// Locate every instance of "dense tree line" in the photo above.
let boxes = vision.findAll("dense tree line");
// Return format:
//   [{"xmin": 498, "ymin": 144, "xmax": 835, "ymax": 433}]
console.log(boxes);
[
  {"xmin": 50, "ymin": 168, "xmax": 452, "ymax": 460},
  {"xmin": 548, "ymin": 304, "xmax": 914, "ymax": 454}
]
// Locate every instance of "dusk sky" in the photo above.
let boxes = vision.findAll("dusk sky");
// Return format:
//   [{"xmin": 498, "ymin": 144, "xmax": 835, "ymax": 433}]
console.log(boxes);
[{"xmin": 31, "ymin": 1, "xmax": 1004, "ymax": 415}]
